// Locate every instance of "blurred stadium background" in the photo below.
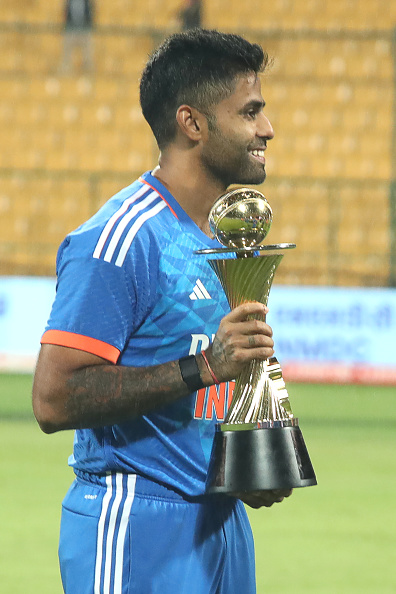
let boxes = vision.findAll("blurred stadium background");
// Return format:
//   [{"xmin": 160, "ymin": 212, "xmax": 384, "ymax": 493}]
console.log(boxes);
[
  {"xmin": 1, "ymin": 1, "xmax": 396, "ymax": 593},
  {"xmin": 0, "ymin": 0, "xmax": 395, "ymax": 285}
]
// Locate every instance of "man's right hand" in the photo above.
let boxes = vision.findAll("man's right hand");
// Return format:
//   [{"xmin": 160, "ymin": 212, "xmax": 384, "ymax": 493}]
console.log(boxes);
[{"xmin": 201, "ymin": 301, "xmax": 274, "ymax": 384}]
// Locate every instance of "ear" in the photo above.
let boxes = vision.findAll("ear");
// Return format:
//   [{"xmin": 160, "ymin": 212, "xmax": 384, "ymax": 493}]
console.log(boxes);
[{"xmin": 176, "ymin": 105, "xmax": 207, "ymax": 142}]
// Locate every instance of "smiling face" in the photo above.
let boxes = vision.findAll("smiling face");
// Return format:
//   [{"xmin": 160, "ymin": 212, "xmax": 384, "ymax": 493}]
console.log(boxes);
[{"xmin": 200, "ymin": 73, "xmax": 274, "ymax": 188}]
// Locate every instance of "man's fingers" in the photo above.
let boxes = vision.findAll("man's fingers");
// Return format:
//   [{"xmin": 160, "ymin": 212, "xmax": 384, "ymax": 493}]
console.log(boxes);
[
  {"xmin": 225, "ymin": 301, "xmax": 269, "ymax": 322},
  {"xmin": 207, "ymin": 302, "xmax": 275, "ymax": 382},
  {"xmin": 273, "ymin": 489, "xmax": 293, "ymax": 498},
  {"xmin": 222, "ymin": 318, "xmax": 273, "ymax": 345},
  {"xmin": 234, "ymin": 489, "xmax": 293, "ymax": 509},
  {"xmin": 245, "ymin": 331, "xmax": 273, "ymax": 349}
]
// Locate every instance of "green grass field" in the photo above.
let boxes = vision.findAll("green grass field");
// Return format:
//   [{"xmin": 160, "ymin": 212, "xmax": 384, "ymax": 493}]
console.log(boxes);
[{"xmin": 1, "ymin": 373, "xmax": 395, "ymax": 593}]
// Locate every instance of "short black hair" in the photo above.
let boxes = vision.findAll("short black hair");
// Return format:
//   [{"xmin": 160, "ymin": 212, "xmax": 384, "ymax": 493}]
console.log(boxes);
[{"xmin": 140, "ymin": 29, "xmax": 269, "ymax": 148}]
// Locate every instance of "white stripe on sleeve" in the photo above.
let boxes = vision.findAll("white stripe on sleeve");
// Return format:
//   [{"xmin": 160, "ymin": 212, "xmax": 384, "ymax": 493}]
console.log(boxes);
[
  {"xmin": 115, "ymin": 201, "xmax": 167, "ymax": 267},
  {"xmin": 93, "ymin": 185, "xmax": 149, "ymax": 259},
  {"xmin": 103, "ymin": 191, "xmax": 159, "ymax": 263}
]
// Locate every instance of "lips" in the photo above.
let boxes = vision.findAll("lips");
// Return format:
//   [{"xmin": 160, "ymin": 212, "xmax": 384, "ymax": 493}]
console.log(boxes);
[{"xmin": 250, "ymin": 148, "xmax": 266, "ymax": 163}]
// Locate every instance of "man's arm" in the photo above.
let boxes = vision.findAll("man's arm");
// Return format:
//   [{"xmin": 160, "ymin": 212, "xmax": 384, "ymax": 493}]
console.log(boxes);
[{"xmin": 32, "ymin": 302, "xmax": 274, "ymax": 433}]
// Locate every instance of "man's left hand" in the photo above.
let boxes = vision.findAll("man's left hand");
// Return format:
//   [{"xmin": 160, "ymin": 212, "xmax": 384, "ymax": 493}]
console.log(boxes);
[{"xmin": 234, "ymin": 489, "xmax": 293, "ymax": 509}]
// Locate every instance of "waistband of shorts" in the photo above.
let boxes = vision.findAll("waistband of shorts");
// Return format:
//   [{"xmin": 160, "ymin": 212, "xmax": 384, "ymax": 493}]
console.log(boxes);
[{"xmin": 74, "ymin": 469, "xmax": 224, "ymax": 503}]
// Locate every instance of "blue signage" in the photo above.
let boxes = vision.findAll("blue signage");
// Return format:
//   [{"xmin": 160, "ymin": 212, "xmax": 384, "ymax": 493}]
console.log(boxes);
[
  {"xmin": 0, "ymin": 277, "xmax": 395, "ymax": 383},
  {"xmin": 0, "ymin": 276, "xmax": 56, "ymax": 370},
  {"xmin": 268, "ymin": 286, "xmax": 396, "ymax": 368}
]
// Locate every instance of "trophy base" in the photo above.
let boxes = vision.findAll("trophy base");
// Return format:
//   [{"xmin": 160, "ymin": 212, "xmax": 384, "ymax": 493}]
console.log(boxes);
[{"xmin": 206, "ymin": 422, "xmax": 317, "ymax": 494}]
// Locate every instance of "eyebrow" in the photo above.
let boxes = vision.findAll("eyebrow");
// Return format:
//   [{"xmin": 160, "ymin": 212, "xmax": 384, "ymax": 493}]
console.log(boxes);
[{"xmin": 241, "ymin": 99, "xmax": 266, "ymax": 112}]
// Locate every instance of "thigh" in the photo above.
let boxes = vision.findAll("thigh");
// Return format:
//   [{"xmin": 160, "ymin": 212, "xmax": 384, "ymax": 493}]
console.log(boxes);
[
  {"xmin": 217, "ymin": 499, "xmax": 256, "ymax": 594},
  {"xmin": 59, "ymin": 478, "xmax": 106, "ymax": 594},
  {"xmin": 59, "ymin": 475, "xmax": 222, "ymax": 594},
  {"xmin": 60, "ymin": 473, "xmax": 137, "ymax": 594},
  {"xmin": 59, "ymin": 475, "xmax": 255, "ymax": 594},
  {"xmin": 127, "ymin": 494, "xmax": 225, "ymax": 594},
  {"xmin": 127, "ymin": 492, "xmax": 255, "ymax": 594}
]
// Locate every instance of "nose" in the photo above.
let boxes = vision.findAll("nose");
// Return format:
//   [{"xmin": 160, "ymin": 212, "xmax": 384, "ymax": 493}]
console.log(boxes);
[{"xmin": 258, "ymin": 113, "xmax": 274, "ymax": 140}]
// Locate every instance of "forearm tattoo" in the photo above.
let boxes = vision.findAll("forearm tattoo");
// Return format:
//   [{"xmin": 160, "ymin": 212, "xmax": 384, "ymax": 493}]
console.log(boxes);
[{"xmin": 65, "ymin": 360, "xmax": 188, "ymax": 429}]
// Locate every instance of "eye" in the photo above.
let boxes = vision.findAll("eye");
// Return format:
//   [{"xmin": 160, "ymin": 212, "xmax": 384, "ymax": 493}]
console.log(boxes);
[{"xmin": 246, "ymin": 109, "xmax": 257, "ymax": 120}]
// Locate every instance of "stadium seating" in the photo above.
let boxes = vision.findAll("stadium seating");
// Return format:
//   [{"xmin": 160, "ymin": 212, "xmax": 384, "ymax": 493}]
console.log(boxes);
[
  {"xmin": 96, "ymin": 0, "xmax": 182, "ymax": 28},
  {"xmin": 0, "ymin": 1, "xmax": 394, "ymax": 285},
  {"xmin": 205, "ymin": 0, "xmax": 396, "ymax": 31}
]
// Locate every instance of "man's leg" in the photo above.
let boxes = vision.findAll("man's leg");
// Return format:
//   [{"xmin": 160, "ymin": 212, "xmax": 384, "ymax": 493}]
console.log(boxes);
[{"xmin": 59, "ymin": 473, "xmax": 255, "ymax": 593}]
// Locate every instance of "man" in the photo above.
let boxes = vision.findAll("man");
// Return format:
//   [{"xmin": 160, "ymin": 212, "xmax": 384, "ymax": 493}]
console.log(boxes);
[
  {"xmin": 60, "ymin": 0, "xmax": 94, "ymax": 73},
  {"xmin": 179, "ymin": 0, "xmax": 202, "ymax": 30},
  {"xmin": 33, "ymin": 29, "xmax": 292, "ymax": 594}
]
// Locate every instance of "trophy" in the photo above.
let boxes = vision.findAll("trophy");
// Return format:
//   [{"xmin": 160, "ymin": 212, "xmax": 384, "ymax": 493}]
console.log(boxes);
[{"xmin": 196, "ymin": 188, "xmax": 317, "ymax": 494}]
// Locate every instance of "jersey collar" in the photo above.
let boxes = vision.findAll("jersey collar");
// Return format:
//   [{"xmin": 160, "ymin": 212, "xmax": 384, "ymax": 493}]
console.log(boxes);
[{"xmin": 139, "ymin": 171, "xmax": 221, "ymax": 247}]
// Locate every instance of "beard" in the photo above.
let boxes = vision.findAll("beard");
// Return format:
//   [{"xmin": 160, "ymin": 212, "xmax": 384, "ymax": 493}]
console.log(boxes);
[
  {"xmin": 202, "ymin": 150, "xmax": 267, "ymax": 188},
  {"xmin": 201, "ymin": 127, "xmax": 267, "ymax": 188}
]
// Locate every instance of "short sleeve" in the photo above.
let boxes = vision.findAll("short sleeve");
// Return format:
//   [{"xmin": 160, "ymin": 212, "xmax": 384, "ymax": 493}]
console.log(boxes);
[{"xmin": 41, "ymin": 236, "xmax": 147, "ymax": 362}]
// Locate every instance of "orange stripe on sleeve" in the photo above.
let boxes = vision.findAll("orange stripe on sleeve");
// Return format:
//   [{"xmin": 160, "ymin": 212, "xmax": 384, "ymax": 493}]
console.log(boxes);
[{"xmin": 41, "ymin": 330, "xmax": 120, "ymax": 364}]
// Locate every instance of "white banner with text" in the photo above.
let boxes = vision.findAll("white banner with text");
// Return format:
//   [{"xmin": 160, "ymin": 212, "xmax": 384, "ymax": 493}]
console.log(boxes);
[{"xmin": 0, "ymin": 277, "xmax": 395, "ymax": 384}]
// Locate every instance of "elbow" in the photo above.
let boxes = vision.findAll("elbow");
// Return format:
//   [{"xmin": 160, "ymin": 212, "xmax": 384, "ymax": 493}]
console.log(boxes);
[
  {"xmin": 36, "ymin": 416, "xmax": 60, "ymax": 435},
  {"xmin": 32, "ymin": 344, "xmax": 79, "ymax": 433},
  {"xmin": 33, "ymin": 401, "xmax": 61, "ymax": 434},
  {"xmin": 36, "ymin": 419, "xmax": 59, "ymax": 435},
  {"xmin": 32, "ymin": 388, "xmax": 66, "ymax": 434}
]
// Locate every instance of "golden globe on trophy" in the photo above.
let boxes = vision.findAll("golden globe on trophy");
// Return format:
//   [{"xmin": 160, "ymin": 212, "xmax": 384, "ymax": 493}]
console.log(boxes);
[{"xmin": 197, "ymin": 188, "xmax": 317, "ymax": 494}]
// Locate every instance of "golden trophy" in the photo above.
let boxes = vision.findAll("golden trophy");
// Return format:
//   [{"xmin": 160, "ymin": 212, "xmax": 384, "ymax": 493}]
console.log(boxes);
[{"xmin": 197, "ymin": 188, "xmax": 317, "ymax": 493}]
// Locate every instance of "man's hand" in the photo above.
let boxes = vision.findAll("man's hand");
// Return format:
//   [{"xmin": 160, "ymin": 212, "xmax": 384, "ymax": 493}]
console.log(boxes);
[
  {"xmin": 202, "ymin": 301, "xmax": 274, "ymax": 384},
  {"xmin": 234, "ymin": 489, "xmax": 293, "ymax": 509}
]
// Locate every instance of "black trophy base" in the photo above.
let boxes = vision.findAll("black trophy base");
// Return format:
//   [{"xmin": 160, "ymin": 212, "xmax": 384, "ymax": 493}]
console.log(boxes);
[{"xmin": 206, "ymin": 424, "xmax": 317, "ymax": 494}]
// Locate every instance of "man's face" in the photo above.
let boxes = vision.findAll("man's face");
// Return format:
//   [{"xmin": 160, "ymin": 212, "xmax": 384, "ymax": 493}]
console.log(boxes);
[{"xmin": 200, "ymin": 73, "xmax": 274, "ymax": 188}]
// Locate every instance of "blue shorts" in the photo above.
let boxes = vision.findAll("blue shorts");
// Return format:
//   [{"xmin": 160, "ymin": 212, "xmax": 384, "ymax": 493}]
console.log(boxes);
[{"xmin": 59, "ymin": 472, "xmax": 256, "ymax": 594}]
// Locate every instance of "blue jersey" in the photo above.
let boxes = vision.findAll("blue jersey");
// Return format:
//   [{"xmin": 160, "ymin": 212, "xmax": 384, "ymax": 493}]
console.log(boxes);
[{"xmin": 42, "ymin": 171, "xmax": 234, "ymax": 496}]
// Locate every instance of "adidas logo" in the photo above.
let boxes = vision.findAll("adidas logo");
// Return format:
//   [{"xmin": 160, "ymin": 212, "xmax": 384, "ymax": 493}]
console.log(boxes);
[{"xmin": 189, "ymin": 279, "xmax": 212, "ymax": 300}]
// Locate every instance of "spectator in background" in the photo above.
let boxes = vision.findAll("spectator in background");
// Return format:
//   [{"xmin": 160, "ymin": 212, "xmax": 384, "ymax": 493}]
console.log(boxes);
[
  {"xmin": 178, "ymin": 0, "xmax": 202, "ymax": 30},
  {"xmin": 60, "ymin": 0, "xmax": 95, "ymax": 74}
]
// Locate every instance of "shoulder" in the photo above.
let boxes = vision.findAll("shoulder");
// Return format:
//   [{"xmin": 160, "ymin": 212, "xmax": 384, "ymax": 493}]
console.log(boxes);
[{"xmin": 59, "ymin": 177, "xmax": 177, "ymax": 270}]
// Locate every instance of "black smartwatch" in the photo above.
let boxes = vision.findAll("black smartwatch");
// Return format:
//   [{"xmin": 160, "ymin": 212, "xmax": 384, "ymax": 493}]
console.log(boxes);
[{"xmin": 179, "ymin": 355, "xmax": 205, "ymax": 392}]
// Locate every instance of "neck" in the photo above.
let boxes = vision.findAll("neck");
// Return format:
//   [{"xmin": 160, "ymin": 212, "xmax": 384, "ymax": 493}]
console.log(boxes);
[{"xmin": 151, "ymin": 147, "xmax": 226, "ymax": 236}]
